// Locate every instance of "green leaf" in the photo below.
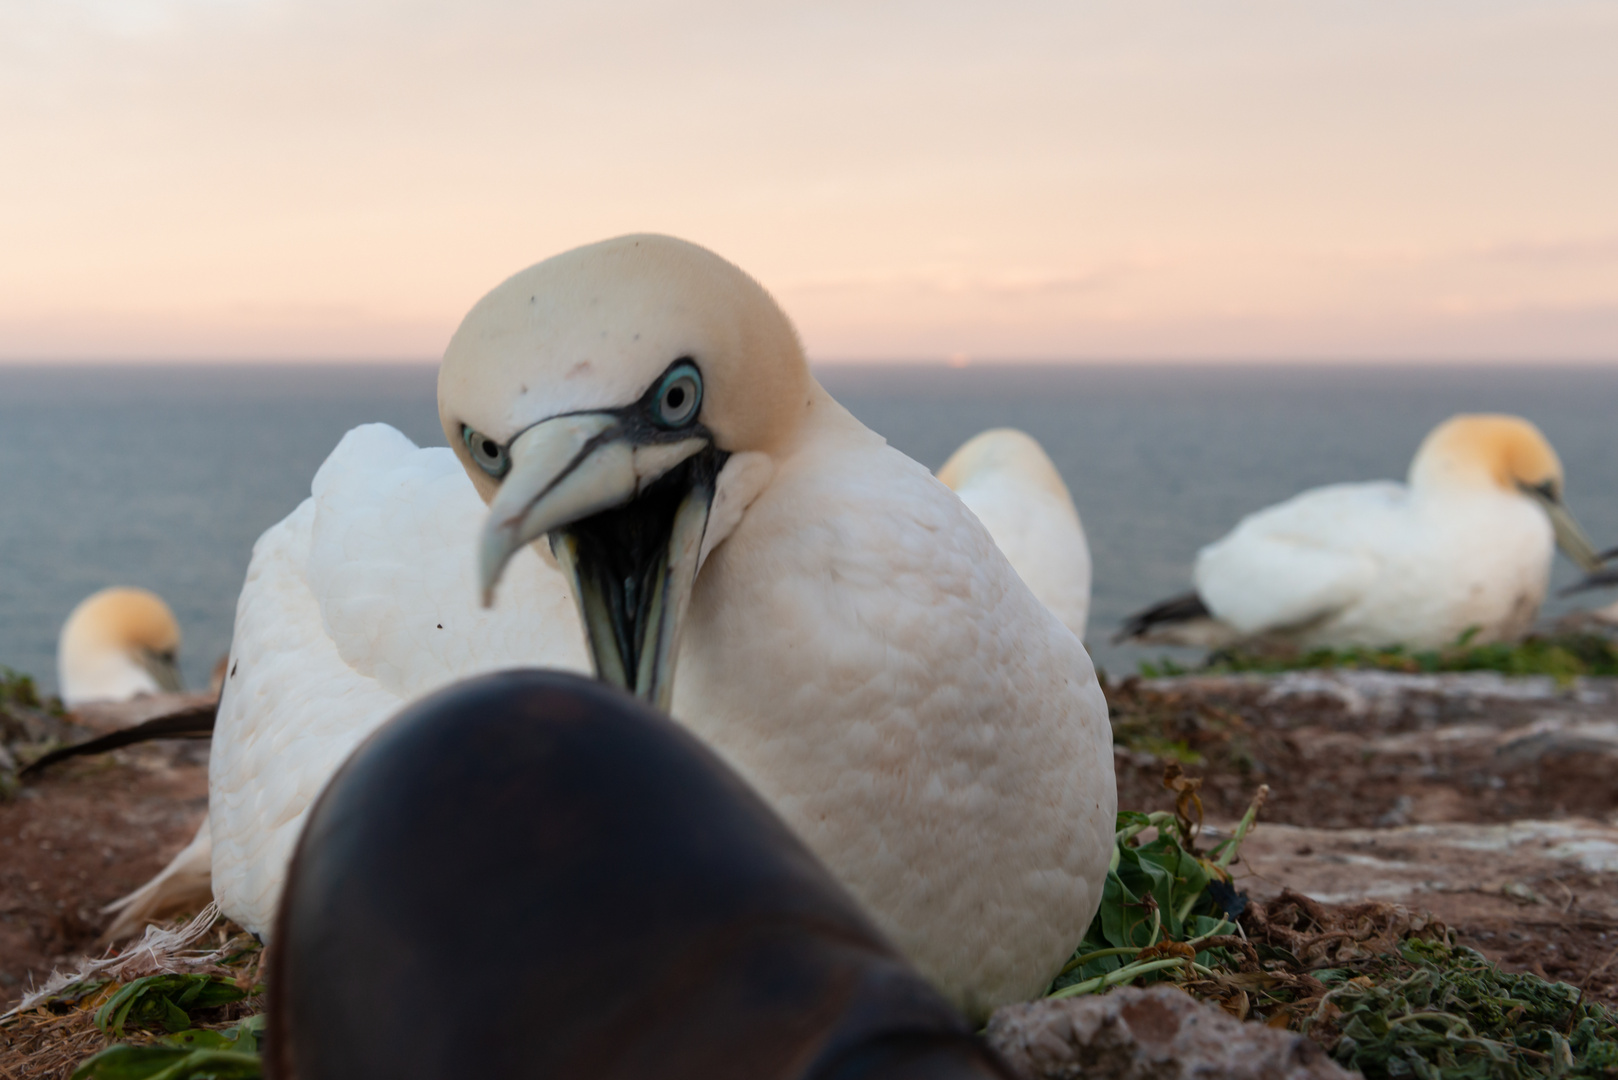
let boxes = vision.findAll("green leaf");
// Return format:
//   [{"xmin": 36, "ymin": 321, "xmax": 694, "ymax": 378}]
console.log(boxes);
[
  {"xmin": 70, "ymin": 1045, "xmax": 261, "ymax": 1080},
  {"xmin": 93, "ymin": 976, "xmax": 248, "ymax": 1038},
  {"xmin": 71, "ymin": 1016, "xmax": 264, "ymax": 1080},
  {"xmin": 160, "ymin": 998, "xmax": 192, "ymax": 1034}
]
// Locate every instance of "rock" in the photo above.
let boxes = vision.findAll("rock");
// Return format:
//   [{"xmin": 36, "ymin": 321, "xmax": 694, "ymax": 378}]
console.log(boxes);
[
  {"xmin": 983, "ymin": 985, "xmax": 1351, "ymax": 1080},
  {"xmin": 1234, "ymin": 818, "xmax": 1618, "ymax": 910}
]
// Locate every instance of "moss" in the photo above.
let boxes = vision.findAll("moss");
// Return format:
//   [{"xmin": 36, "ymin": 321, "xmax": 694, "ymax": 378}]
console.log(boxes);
[{"xmin": 1143, "ymin": 629, "xmax": 1618, "ymax": 684}]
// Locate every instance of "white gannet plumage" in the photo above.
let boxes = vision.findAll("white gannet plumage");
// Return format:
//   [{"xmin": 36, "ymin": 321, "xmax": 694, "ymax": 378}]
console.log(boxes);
[
  {"xmin": 199, "ymin": 423, "xmax": 587, "ymax": 936},
  {"xmin": 1118, "ymin": 413, "xmax": 1601, "ymax": 651},
  {"xmin": 937, "ymin": 428, "xmax": 1092, "ymax": 640},
  {"xmin": 58, "ymin": 587, "xmax": 184, "ymax": 709},
  {"xmin": 55, "ymin": 587, "xmax": 208, "ymax": 938},
  {"xmin": 441, "ymin": 235, "xmax": 1116, "ymax": 1019}
]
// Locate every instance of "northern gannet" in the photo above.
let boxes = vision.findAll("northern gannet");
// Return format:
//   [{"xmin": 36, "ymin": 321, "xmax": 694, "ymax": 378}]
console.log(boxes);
[
  {"xmin": 937, "ymin": 428, "xmax": 1091, "ymax": 640},
  {"xmin": 189, "ymin": 424, "xmax": 588, "ymax": 938},
  {"xmin": 1117, "ymin": 414, "xmax": 1602, "ymax": 650},
  {"xmin": 267, "ymin": 670, "xmax": 1013, "ymax": 1080},
  {"xmin": 443, "ymin": 235, "xmax": 1115, "ymax": 1018},
  {"xmin": 53, "ymin": 587, "xmax": 208, "ymax": 937},
  {"xmin": 57, "ymin": 587, "xmax": 184, "ymax": 708}
]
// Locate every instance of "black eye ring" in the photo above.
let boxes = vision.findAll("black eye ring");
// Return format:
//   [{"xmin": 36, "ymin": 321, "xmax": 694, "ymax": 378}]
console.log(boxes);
[
  {"xmin": 652, "ymin": 361, "xmax": 702, "ymax": 429},
  {"xmin": 461, "ymin": 425, "xmax": 510, "ymax": 479}
]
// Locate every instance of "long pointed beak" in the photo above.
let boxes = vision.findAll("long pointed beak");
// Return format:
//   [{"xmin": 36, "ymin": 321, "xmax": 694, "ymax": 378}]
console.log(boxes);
[
  {"xmin": 1552, "ymin": 506, "xmax": 1603, "ymax": 573},
  {"xmin": 1533, "ymin": 494, "xmax": 1603, "ymax": 574},
  {"xmin": 479, "ymin": 414, "xmax": 633, "ymax": 606},
  {"xmin": 137, "ymin": 648, "xmax": 185, "ymax": 694},
  {"xmin": 477, "ymin": 412, "xmax": 716, "ymax": 710}
]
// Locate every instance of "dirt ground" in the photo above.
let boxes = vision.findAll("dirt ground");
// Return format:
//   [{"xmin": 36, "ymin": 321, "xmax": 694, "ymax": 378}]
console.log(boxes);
[
  {"xmin": 1111, "ymin": 668, "xmax": 1618, "ymax": 1004},
  {"xmin": 3, "ymin": 669, "xmax": 1617, "ymax": 1013},
  {"xmin": 1111, "ymin": 670, "xmax": 1618, "ymax": 827},
  {"xmin": 0, "ymin": 742, "xmax": 208, "ymax": 1005}
]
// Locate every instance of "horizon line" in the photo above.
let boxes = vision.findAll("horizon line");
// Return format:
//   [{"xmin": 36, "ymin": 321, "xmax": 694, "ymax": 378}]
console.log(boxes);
[{"xmin": 2, "ymin": 354, "xmax": 1617, "ymax": 368}]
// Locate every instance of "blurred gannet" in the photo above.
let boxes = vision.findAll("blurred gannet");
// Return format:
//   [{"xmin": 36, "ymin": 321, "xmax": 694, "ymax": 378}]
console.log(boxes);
[
  {"xmin": 53, "ymin": 587, "xmax": 210, "ymax": 937},
  {"xmin": 1117, "ymin": 414, "xmax": 1602, "ymax": 650},
  {"xmin": 445, "ymin": 235, "xmax": 1115, "ymax": 1019},
  {"xmin": 57, "ymin": 587, "xmax": 184, "ymax": 708},
  {"xmin": 177, "ymin": 424, "xmax": 588, "ymax": 938},
  {"xmin": 937, "ymin": 428, "xmax": 1091, "ymax": 639},
  {"xmin": 267, "ymin": 670, "xmax": 1012, "ymax": 1079}
]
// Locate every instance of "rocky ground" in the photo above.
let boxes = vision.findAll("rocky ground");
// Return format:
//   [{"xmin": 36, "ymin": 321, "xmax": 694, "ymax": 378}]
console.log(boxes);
[
  {"xmin": 1110, "ymin": 669, "xmax": 1618, "ymax": 1003},
  {"xmin": 2, "ymin": 668, "xmax": 1617, "ymax": 1073}
]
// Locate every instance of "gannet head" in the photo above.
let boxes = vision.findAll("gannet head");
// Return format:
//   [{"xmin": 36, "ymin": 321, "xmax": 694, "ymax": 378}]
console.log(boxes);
[
  {"xmin": 1408, "ymin": 413, "xmax": 1600, "ymax": 571},
  {"xmin": 937, "ymin": 428, "xmax": 1072, "ymax": 503},
  {"xmin": 438, "ymin": 235, "xmax": 810, "ymax": 710},
  {"xmin": 57, "ymin": 587, "xmax": 184, "ymax": 707}
]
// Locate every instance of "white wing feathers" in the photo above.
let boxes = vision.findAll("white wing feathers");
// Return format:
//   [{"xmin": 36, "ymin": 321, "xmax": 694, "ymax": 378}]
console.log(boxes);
[
  {"xmin": 208, "ymin": 424, "xmax": 586, "ymax": 936},
  {"xmin": 1193, "ymin": 481, "xmax": 1400, "ymax": 635}
]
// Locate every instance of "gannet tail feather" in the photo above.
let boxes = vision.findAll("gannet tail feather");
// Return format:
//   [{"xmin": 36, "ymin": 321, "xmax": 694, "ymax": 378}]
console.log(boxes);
[
  {"xmin": 1560, "ymin": 567, "xmax": 1618, "ymax": 597},
  {"xmin": 21, "ymin": 704, "xmax": 217, "ymax": 776},
  {"xmin": 101, "ymin": 819, "xmax": 214, "ymax": 942},
  {"xmin": 1113, "ymin": 591, "xmax": 1211, "ymax": 644}
]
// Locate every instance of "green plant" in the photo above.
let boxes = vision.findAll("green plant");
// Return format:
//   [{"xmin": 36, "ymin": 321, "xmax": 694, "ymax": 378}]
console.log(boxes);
[
  {"xmin": 1048, "ymin": 775, "xmax": 1264, "ymax": 998},
  {"xmin": 1317, "ymin": 938, "xmax": 1618, "ymax": 1079},
  {"xmin": 72, "ymin": 1016, "xmax": 264, "ymax": 1080},
  {"xmin": 94, "ymin": 976, "xmax": 249, "ymax": 1038},
  {"xmin": 1142, "ymin": 628, "xmax": 1618, "ymax": 684}
]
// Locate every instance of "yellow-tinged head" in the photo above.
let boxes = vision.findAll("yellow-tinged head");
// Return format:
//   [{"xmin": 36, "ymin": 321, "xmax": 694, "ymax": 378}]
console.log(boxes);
[
  {"xmin": 57, "ymin": 586, "xmax": 184, "ymax": 707},
  {"xmin": 1409, "ymin": 413, "xmax": 1599, "ymax": 571},
  {"xmin": 438, "ymin": 234, "xmax": 811, "ymax": 506},
  {"xmin": 437, "ymin": 235, "xmax": 811, "ymax": 711},
  {"xmin": 1409, "ymin": 414, "xmax": 1563, "ymax": 496}
]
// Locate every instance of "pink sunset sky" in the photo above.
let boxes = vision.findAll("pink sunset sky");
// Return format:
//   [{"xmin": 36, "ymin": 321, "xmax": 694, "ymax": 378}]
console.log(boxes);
[{"xmin": 3, "ymin": 1, "xmax": 1615, "ymax": 363}]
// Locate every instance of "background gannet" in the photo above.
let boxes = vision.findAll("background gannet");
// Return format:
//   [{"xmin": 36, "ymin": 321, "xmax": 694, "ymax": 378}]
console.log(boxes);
[
  {"xmin": 267, "ymin": 670, "xmax": 1013, "ymax": 1080},
  {"xmin": 52, "ymin": 587, "xmax": 209, "ymax": 937},
  {"xmin": 444, "ymin": 235, "xmax": 1116, "ymax": 1019},
  {"xmin": 937, "ymin": 428, "xmax": 1092, "ymax": 640},
  {"xmin": 1117, "ymin": 413, "xmax": 1602, "ymax": 651},
  {"xmin": 57, "ymin": 587, "xmax": 184, "ymax": 708},
  {"xmin": 184, "ymin": 423, "xmax": 587, "ymax": 938}
]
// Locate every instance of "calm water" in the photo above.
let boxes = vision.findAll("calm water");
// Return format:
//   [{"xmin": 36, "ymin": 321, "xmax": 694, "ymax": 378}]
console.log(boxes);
[{"xmin": 3, "ymin": 361, "xmax": 1617, "ymax": 692}]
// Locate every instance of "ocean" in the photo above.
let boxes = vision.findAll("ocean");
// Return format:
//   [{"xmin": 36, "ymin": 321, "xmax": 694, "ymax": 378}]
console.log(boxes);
[{"xmin": 3, "ymin": 360, "xmax": 1616, "ymax": 693}]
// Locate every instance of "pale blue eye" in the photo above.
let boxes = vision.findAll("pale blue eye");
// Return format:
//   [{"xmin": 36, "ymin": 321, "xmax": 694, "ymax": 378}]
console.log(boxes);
[
  {"xmin": 654, "ymin": 363, "xmax": 702, "ymax": 429},
  {"xmin": 462, "ymin": 426, "xmax": 510, "ymax": 478}
]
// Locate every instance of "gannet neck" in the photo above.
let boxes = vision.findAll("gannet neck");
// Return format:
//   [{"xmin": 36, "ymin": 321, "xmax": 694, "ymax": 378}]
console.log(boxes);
[
  {"xmin": 1408, "ymin": 413, "xmax": 1564, "ymax": 498},
  {"xmin": 57, "ymin": 587, "xmax": 183, "ymax": 707}
]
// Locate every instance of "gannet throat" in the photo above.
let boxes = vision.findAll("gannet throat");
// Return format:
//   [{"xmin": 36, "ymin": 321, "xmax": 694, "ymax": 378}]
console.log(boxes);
[{"xmin": 475, "ymin": 361, "xmax": 726, "ymax": 711}]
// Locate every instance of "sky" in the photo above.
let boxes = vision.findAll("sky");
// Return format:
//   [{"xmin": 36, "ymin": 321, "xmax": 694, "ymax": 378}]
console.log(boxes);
[{"xmin": 2, "ymin": 0, "xmax": 1616, "ymax": 363}]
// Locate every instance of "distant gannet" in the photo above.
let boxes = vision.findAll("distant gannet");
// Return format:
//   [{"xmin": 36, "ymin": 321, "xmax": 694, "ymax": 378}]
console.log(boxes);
[
  {"xmin": 267, "ymin": 670, "xmax": 1012, "ymax": 1079},
  {"xmin": 53, "ymin": 587, "xmax": 208, "ymax": 937},
  {"xmin": 190, "ymin": 423, "xmax": 588, "ymax": 937},
  {"xmin": 57, "ymin": 587, "xmax": 184, "ymax": 708},
  {"xmin": 937, "ymin": 428, "xmax": 1091, "ymax": 639},
  {"xmin": 1117, "ymin": 414, "xmax": 1602, "ymax": 651},
  {"xmin": 445, "ymin": 235, "xmax": 1115, "ymax": 1019}
]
